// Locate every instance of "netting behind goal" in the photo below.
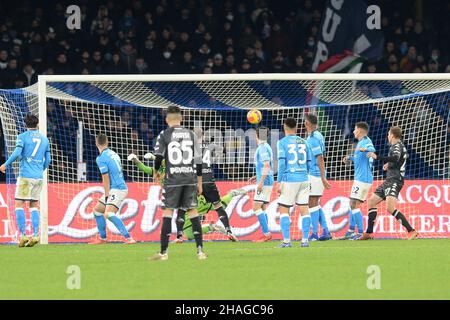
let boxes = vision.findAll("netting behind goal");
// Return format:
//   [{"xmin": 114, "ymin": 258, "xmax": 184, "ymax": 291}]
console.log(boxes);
[{"xmin": 0, "ymin": 76, "xmax": 449, "ymax": 243}]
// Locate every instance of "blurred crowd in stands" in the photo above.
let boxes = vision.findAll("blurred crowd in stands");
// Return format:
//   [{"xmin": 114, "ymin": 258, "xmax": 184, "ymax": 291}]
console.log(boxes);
[
  {"xmin": 1, "ymin": 0, "xmax": 450, "ymax": 180},
  {"xmin": 0, "ymin": 0, "xmax": 449, "ymax": 89}
]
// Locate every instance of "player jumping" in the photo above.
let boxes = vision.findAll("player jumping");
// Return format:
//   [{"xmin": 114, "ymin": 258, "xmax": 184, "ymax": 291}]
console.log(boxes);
[
  {"xmin": 127, "ymin": 153, "xmax": 247, "ymax": 241},
  {"xmin": 174, "ymin": 128, "xmax": 238, "ymax": 242},
  {"xmin": 361, "ymin": 126, "xmax": 419, "ymax": 240},
  {"xmin": 0, "ymin": 114, "xmax": 50, "ymax": 247},
  {"xmin": 89, "ymin": 133, "xmax": 137, "ymax": 244},
  {"xmin": 149, "ymin": 105, "xmax": 206, "ymax": 261},
  {"xmin": 276, "ymin": 118, "xmax": 312, "ymax": 248},
  {"xmin": 250, "ymin": 127, "xmax": 274, "ymax": 242},
  {"xmin": 342, "ymin": 122, "xmax": 375, "ymax": 240},
  {"xmin": 305, "ymin": 114, "xmax": 332, "ymax": 241}
]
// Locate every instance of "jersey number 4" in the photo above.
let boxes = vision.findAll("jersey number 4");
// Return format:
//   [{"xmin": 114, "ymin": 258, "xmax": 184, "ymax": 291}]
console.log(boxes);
[{"xmin": 287, "ymin": 144, "xmax": 307, "ymax": 165}]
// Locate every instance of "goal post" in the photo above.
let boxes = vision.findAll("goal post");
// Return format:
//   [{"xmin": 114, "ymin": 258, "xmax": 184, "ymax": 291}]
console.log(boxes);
[{"xmin": 1, "ymin": 73, "xmax": 449, "ymax": 244}]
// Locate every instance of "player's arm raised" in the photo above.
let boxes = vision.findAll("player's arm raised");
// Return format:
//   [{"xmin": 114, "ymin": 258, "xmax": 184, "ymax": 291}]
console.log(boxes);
[{"xmin": 128, "ymin": 153, "xmax": 154, "ymax": 175}]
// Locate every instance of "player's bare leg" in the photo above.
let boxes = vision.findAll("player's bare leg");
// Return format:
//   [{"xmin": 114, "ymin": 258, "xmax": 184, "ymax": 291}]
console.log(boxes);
[
  {"xmin": 360, "ymin": 194, "xmax": 383, "ymax": 240},
  {"xmin": 386, "ymin": 196, "xmax": 418, "ymax": 240}
]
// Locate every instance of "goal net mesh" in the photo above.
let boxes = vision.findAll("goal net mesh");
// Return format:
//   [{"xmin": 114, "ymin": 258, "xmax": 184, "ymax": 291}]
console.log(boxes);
[{"xmin": 0, "ymin": 77, "xmax": 449, "ymax": 243}]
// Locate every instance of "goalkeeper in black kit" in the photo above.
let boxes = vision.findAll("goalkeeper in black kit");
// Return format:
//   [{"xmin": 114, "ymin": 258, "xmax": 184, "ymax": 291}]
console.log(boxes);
[{"xmin": 361, "ymin": 126, "xmax": 419, "ymax": 240}]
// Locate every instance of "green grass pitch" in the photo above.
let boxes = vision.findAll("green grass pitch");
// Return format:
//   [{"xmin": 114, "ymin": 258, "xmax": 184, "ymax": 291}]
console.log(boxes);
[{"xmin": 1, "ymin": 239, "xmax": 449, "ymax": 300}]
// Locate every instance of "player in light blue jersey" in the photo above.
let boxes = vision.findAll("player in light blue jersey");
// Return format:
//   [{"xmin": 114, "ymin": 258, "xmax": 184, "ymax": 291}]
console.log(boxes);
[
  {"xmin": 249, "ymin": 127, "xmax": 275, "ymax": 242},
  {"xmin": 305, "ymin": 114, "xmax": 332, "ymax": 241},
  {"xmin": 342, "ymin": 122, "xmax": 375, "ymax": 240},
  {"xmin": 89, "ymin": 133, "xmax": 136, "ymax": 244},
  {"xmin": 276, "ymin": 118, "xmax": 312, "ymax": 248},
  {"xmin": 0, "ymin": 114, "xmax": 50, "ymax": 247}
]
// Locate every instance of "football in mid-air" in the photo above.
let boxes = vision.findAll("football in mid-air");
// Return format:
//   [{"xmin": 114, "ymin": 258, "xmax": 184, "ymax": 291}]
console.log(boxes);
[{"xmin": 247, "ymin": 109, "xmax": 262, "ymax": 124}]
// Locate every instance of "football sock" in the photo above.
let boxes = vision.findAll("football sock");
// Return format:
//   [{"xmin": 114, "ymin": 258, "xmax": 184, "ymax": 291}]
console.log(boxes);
[
  {"xmin": 280, "ymin": 213, "xmax": 291, "ymax": 243},
  {"xmin": 318, "ymin": 207, "xmax": 329, "ymax": 233},
  {"xmin": 348, "ymin": 209, "xmax": 356, "ymax": 231},
  {"xmin": 352, "ymin": 208, "xmax": 364, "ymax": 233},
  {"xmin": 309, "ymin": 206, "xmax": 320, "ymax": 234},
  {"xmin": 15, "ymin": 208, "xmax": 26, "ymax": 236},
  {"xmin": 176, "ymin": 209, "xmax": 185, "ymax": 239},
  {"xmin": 30, "ymin": 208, "xmax": 40, "ymax": 237},
  {"xmin": 366, "ymin": 208, "xmax": 377, "ymax": 233},
  {"xmin": 94, "ymin": 211, "xmax": 107, "ymax": 239},
  {"xmin": 107, "ymin": 214, "xmax": 130, "ymax": 238},
  {"xmin": 189, "ymin": 216, "xmax": 203, "ymax": 251},
  {"xmin": 160, "ymin": 216, "xmax": 172, "ymax": 254},
  {"xmin": 216, "ymin": 206, "xmax": 232, "ymax": 233},
  {"xmin": 392, "ymin": 209, "xmax": 413, "ymax": 232},
  {"xmin": 256, "ymin": 209, "xmax": 269, "ymax": 234},
  {"xmin": 301, "ymin": 215, "xmax": 311, "ymax": 242}
]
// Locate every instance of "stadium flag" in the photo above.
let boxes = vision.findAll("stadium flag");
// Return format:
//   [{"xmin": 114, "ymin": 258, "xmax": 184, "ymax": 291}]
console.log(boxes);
[{"xmin": 311, "ymin": 0, "xmax": 384, "ymax": 73}]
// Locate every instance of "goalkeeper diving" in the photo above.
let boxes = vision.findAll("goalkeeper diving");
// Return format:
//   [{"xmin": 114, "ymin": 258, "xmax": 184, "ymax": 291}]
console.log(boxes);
[{"xmin": 127, "ymin": 153, "xmax": 247, "ymax": 241}]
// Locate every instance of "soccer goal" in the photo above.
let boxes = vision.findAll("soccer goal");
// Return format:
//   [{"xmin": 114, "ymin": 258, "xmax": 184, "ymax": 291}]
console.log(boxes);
[{"xmin": 0, "ymin": 73, "xmax": 449, "ymax": 244}]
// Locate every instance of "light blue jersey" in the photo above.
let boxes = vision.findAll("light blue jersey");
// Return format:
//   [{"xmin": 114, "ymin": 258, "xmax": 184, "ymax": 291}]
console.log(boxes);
[
  {"xmin": 307, "ymin": 130, "xmax": 326, "ymax": 178},
  {"xmin": 96, "ymin": 148, "xmax": 127, "ymax": 190},
  {"xmin": 254, "ymin": 142, "xmax": 274, "ymax": 186},
  {"xmin": 349, "ymin": 136, "xmax": 375, "ymax": 184},
  {"xmin": 4, "ymin": 130, "xmax": 51, "ymax": 179},
  {"xmin": 277, "ymin": 135, "xmax": 311, "ymax": 183}
]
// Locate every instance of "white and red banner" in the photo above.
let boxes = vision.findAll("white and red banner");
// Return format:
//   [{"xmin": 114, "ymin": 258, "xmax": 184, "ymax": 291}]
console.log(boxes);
[{"xmin": 1, "ymin": 181, "xmax": 449, "ymax": 243}]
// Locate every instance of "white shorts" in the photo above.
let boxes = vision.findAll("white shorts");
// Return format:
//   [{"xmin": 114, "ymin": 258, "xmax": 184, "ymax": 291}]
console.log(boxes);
[
  {"xmin": 99, "ymin": 189, "xmax": 128, "ymax": 209},
  {"xmin": 278, "ymin": 181, "xmax": 310, "ymax": 207},
  {"xmin": 309, "ymin": 175, "xmax": 324, "ymax": 197},
  {"xmin": 15, "ymin": 177, "xmax": 43, "ymax": 201},
  {"xmin": 254, "ymin": 186, "xmax": 273, "ymax": 203},
  {"xmin": 350, "ymin": 181, "xmax": 372, "ymax": 202}
]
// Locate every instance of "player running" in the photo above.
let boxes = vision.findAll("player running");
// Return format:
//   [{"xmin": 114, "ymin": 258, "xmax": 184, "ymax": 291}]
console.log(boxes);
[
  {"xmin": 174, "ymin": 128, "xmax": 237, "ymax": 242},
  {"xmin": 0, "ymin": 114, "xmax": 50, "ymax": 247},
  {"xmin": 250, "ymin": 127, "xmax": 274, "ymax": 242},
  {"xmin": 127, "ymin": 153, "xmax": 247, "ymax": 242},
  {"xmin": 90, "ymin": 133, "xmax": 137, "ymax": 244},
  {"xmin": 276, "ymin": 118, "xmax": 312, "ymax": 248},
  {"xmin": 149, "ymin": 105, "xmax": 207, "ymax": 261},
  {"xmin": 305, "ymin": 114, "xmax": 332, "ymax": 241},
  {"xmin": 342, "ymin": 122, "xmax": 375, "ymax": 240},
  {"xmin": 361, "ymin": 126, "xmax": 419, "ymax": 240}
]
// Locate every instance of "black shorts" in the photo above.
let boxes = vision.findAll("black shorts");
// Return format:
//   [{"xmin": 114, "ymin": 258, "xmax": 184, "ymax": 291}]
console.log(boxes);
[
  {"xmin": 202, "ymin": 182, "xmax": 221, "ymax": 204},
  {"xmin": 374, "ymin": 179, "xmax": 404, "ymax": 200},
  {"xmin": 162, "ymin": 185, "xmax": 198, "ymax": 210}
]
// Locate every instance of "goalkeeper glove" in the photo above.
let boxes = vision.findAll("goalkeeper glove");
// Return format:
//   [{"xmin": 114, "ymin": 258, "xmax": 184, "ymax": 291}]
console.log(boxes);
[{"xmin": 144, "ymin": 152, "xmax": 156, "ymax": 160}]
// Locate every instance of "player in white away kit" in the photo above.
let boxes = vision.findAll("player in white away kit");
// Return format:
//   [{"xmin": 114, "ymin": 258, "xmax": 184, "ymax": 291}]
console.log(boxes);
[
  {"xmin": 342, "ymin": 122, "xmax": 375, "ymax": 240},
  {"xmin": 89, "ymin": 133, "xmax": 137, "ymax": 244},
  {"xmin": 276, "ymin": 118, "xmax": 312, "ymax": 248},
  {"xmin": 250, "ymin": 127, "xmax": 274, "ymax": 242},
  {"xmin": 305, "ymin": 114, "xmax": 332, "ymax": 241},
  {"xmin": 0, "ymin": 114, "xmax": 50, "ymax": 247}
]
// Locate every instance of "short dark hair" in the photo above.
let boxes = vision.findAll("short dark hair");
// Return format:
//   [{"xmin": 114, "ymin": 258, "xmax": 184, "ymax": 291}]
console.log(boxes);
[
  {"xmin": 284, "ymin": 118, "xmax": 297, "ymax": 129},
  {"xmin": 96, "ymin": 133, "xmax": 108, "ymax": 146},
  {"xmin": 256, "ymin": 127, "xmax": 269, "ymax": 140},
  {"xmin": 167, "ymin": 105, "xmax": 181, "ymax": 115},
  {"xmin": 389, "ymin": 126, "xmax": 402, "ymax": 139},
  {"xmin": 355, "ymin": 121, "xmax": 369, "ymax": 132},
  {"xmin": 305, "ymin": 113, "xmax": 318, "ymax": 126},
  {"xmin": 24, "ymin": 114, "xmax": 38, "ymax": 128}
]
